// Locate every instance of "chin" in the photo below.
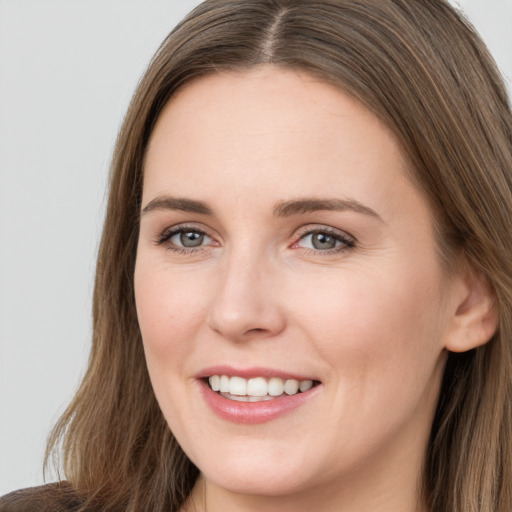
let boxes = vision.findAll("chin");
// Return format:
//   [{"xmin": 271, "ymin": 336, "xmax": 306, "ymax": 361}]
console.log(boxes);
[
  {"xmin": 204, "ymin": 464, "xmax": 312, "ymax": 497},
  {"xmin": 186, "ymin": 439, "xmax": 324, "ymax": 497}
]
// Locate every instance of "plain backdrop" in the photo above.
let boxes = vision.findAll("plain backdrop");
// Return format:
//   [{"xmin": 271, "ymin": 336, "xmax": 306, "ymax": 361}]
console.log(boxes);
[{"xmin": 0, "ymin": 0, "xmax": 511, "ymax": 496}]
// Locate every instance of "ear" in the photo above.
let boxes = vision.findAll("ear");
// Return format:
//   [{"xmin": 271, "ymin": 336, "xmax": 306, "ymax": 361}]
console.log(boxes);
[{"xmin": 444, "ymin": 265, "xmax": 499, "ymax": 353}]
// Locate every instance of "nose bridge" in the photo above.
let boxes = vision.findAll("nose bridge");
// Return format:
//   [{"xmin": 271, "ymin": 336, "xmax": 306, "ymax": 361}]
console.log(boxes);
[{"xmin": 207, "ymin": 243, "xmax": 285, "ymax": 341}]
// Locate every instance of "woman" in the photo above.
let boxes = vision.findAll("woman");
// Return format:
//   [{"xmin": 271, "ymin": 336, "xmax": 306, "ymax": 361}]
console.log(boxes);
[{"xmin": 1, "ymin": 0, "xmax": 511, "ymax": 511}]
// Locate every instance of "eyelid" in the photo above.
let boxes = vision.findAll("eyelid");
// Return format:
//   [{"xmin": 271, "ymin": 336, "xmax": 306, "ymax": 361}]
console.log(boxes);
[
  {"xmin": 291, "ymin": 224, "xmax": 356, "ymax": 252},
  {"xmin": 155, "ymin": 223, "xmax": 217, "ymax": 248},
  {"xmin": 153, "ymin": 222, "xmax": 355, "ymax": 254},
  {"xmin": 293, "ymin": 224, "xmax": 356, "ymax": 241}
]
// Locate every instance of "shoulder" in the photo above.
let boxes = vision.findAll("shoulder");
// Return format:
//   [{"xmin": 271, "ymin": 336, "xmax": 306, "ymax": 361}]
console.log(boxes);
[{"xmin": 0, "ymin": 482, "xmax": 84, "ymax": 512}]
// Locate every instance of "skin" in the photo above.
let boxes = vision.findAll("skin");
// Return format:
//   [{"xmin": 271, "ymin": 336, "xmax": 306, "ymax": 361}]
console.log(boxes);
[{"xmin": 134, "ymin": 66, "xmax": 496, "ymax": 512}]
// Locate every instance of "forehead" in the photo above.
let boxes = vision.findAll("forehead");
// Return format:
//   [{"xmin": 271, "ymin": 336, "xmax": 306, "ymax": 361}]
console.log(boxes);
[{"xmin": 143, "ymin": 66, "xmax": 412, "ymax": 202}]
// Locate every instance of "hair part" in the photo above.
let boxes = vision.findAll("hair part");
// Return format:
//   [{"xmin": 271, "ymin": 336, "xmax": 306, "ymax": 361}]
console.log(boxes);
[{"xmin": 46, "ymin": 1, "xmax": 512, "ymax": 511}]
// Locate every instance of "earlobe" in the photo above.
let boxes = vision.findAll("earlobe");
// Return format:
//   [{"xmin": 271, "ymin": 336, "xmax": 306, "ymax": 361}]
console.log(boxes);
[{"xmin": 445, "ymin": 266, "xmax": 499, "ymax": 353}]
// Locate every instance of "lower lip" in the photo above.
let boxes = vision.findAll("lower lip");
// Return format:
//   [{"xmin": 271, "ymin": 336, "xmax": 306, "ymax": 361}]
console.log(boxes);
[{"xmin": 199, "ymin": 380, "xmax": 321, "ymax": 424}]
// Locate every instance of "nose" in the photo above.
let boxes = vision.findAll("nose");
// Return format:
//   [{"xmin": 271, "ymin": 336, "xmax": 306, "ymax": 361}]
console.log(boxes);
[{"xmin": 207, "ymin": 253, "xmax": 286, "ymax": 342}]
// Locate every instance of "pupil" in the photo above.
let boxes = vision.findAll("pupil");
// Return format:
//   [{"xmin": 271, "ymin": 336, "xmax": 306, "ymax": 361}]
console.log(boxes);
[
  {"xmin": 312, "ymin": 233, "xmax": 336, "ymax": 250},
  {"xmin": 180, "ymin": 231, "xmax": 204, "ymax": 247}
]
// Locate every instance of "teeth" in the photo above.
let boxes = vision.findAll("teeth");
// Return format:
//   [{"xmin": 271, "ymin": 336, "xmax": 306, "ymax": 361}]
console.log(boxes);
[
  {"xmin": 284, "ymin": 379, "xmax": 299, "ymax": 395},
  {"xmin": 299, "ymin": 379, "xmax": 313, "ymax": 392},
  {"xmin": 219, "ymin": 392, "xmax": 275, "ymax": 402},
  {"xmin": 209, "ymin": 375, "xmax": 220, "ymax": 392},
  {"xmin": 208, "ymin": 375, "xmax": 315, "ymax": 398},
  {"xmin": 219, "ymin": 375, "xmax": 230, "ymax": 393},
  {"xmin": 230, "ymin": 376, "xmax": 247, "ymax": 396},
  {"xmin": 247, "ymin": 377, "xmax": 267, "ymax": 396},
  {"xmin": 268, "ymin": 377, "xmax": 284, "ymax": 396}
]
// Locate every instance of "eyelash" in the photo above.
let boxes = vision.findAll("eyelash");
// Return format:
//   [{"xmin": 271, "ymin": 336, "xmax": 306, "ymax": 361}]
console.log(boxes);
[
  {"xmin": 156, "ymin": 224, "xmax": 213, "ymax": 255},
  {"xmin": 155, "ymin": 224, "xmax": 356, "ymax": 255},
  {"xmin": 293, "ymin": 226, "xmax": 356, "ymax": 255}
]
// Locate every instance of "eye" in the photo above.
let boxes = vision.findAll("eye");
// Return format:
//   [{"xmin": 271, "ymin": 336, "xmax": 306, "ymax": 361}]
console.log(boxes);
[
  {"xmin": 157, "ymin": 226, "xmax": 214, "ymax": 251},
  {"xmin": 294, "ymin": 228, "xmax": 355, "ymax": 253},
  {"xmin": 170, "ymin": 230, "xmax": 211, "ymax": 248}
]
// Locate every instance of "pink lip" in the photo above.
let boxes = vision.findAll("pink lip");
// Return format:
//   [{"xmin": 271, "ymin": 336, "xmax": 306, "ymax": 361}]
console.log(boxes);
[
  {"xmin": 196, "ymin": 366, "xmax": 321, "ymax": 424},
  {"xmin": 196, "ymin": 365, "xmax": 317, "ymax": 381}
]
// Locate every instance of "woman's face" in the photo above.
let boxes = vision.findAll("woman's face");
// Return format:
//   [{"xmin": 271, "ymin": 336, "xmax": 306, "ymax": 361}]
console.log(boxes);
[{"xmin": 135, "ymin": 67, "xmax": 464, "ymax": 504}]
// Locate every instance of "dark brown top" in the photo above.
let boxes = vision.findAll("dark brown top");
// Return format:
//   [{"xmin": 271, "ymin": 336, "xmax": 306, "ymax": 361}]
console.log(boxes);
[{"xmin": 0, "ymin": 482, "xmax": 84, "ymax": 512}]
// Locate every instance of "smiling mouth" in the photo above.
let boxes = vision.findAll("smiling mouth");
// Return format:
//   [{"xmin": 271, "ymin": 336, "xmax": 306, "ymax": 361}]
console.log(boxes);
[{"xmin": 207, "ymin": 375, "xmax": 320, "ymax": 402}]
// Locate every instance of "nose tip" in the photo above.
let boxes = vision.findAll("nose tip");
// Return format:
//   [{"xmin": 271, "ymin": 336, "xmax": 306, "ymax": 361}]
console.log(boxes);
[{"xmin": 207, "ymin": 266, "xmax": 286, "ymax": 342}]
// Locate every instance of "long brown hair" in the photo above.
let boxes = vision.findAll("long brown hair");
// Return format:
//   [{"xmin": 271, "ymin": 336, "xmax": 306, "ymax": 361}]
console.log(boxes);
[{"xmin": 45, "ymin": 1, "xmax": 512, "ymax": 510}]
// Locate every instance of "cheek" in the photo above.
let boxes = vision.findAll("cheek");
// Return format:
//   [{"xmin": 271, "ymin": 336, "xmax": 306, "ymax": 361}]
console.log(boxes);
[
  {"xmin": 134, "ymin": 262, "xmax": 210, "ymax": 366},
  {"xmin": 287, "ymin": 261, "xmax": 447, "ymax": 384},
  {"xmin": 282, "ymin": 265, "xmax": 448, "ymax": 462}
]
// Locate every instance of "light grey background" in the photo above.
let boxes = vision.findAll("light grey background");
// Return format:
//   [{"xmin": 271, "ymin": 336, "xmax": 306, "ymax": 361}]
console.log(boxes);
[{"xmin": 0, "ymin": 0, "xmax": 511, "ymax": 496}]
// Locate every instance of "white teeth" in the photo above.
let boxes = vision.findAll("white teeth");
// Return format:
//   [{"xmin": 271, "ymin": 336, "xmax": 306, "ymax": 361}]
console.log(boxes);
[
  {"xmin": 219, "ymin": 375, "xmax": 230, "ymax": 393},
  {"xmin": 284, "ymin": 379, "xmax": 299, "ymax": 395},
  {"xmin": 230, "ymin": 376, "xmax": 247, "ymax": 396},
  {"xmin": 268, "ymin": 377, "xmax": 284, "ymax": 396},
  {"xmin": 208, "ymin": 375, "xmax": 316, "ymax": 399},
  {"xmin": 219, "ymin": 392, "xmax": 274, "ymax": 402},
  {"xmin": 299, "ymin": 380, "xmax": 313, "ymax": 392},
  {"xmin": 247, "ymin": 377, "xmax": 267, "ymax": 396},
  {"xmin": 209, "ymin": 375, "xmax": 220, "ymax": 392}
]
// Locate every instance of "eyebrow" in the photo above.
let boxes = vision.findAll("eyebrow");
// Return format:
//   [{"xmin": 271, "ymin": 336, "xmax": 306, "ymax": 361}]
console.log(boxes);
[
  {"xmin": 140, "ymin": 195, "xmax": 382, "ymax": 221},
  {"xmin": 141, "ymin": 196, "xmax": 214, "ymax": 217},
  {"xmin": 273, "ymin": 198, "xmax": 382, "ymax": 221}
]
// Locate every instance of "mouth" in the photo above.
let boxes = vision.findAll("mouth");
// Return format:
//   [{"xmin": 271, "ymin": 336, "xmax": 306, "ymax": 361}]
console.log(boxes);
[
  {"xmin": 198, "ymin": 368, "xmax": 322, "ymax": 423},
  {"xmin": 206, "ymin": 375, "xmax": 321, "ymax": 402}
]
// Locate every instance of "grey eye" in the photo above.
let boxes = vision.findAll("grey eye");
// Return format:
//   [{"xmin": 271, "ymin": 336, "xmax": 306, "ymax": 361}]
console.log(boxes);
[
  {"xmin": 296, "ymin": 229, "xmax": 354, "ymax": 252},
  {"xmin": 311, "ymin": 232, "xmax": 337, "ymax": 250},
  {"xmin": 171, "ymin": 230, "xmax": 210, "ymax": 248}
]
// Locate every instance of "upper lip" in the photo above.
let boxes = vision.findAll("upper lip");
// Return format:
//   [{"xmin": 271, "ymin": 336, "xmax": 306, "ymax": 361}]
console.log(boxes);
[{"xmin": 196, "ymin": 365, "xmax": 320, "ymax": 382}]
